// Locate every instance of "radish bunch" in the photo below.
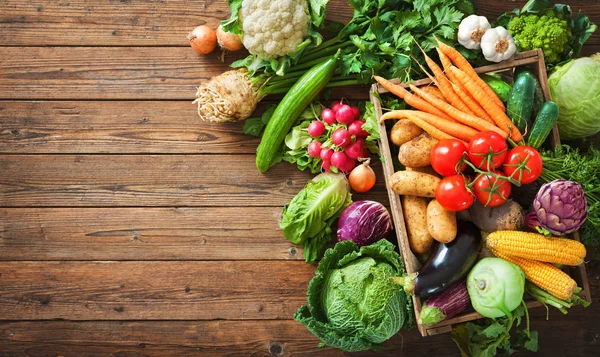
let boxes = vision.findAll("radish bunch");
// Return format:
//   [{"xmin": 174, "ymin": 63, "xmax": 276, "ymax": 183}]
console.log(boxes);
[{"xmin": 307, "ymin": 100, "xmax": 370, "ymax": 173}]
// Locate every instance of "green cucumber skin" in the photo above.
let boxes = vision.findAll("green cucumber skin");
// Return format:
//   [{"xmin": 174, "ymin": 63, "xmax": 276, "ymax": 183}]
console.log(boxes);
[
  {"xmin": 481, "ymin": 74, "xmax": 512, "ymax": 103},
  {"xmin": 256, "ymin": 56, "xmax": 337, "ymax": 172},
  {"xmin": 506, "ymin": 72, "xmax": 536, "ymax": 132},
  {"xmin": 528, "ymin": 101, "xmax": 559, "ymax": 149}
]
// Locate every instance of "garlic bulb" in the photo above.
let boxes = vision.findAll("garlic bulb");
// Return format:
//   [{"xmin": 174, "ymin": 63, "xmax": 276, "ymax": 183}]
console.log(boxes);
[
  {"xmin": 457, "ymin": 15, "xmax": 491, "ymax": 49},
  {"xmin": 481, "ymin": 26, "xmax": 516, "ymax": 63}
]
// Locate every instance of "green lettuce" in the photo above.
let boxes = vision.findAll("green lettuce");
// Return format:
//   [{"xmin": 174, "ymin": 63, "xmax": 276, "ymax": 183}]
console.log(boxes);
[
  {"xmin": 294, "ymin": 239, "xmax": 414, "ymax": 352},
  {"xmin": 280, "ymin": 172, "xmax": 352, "ymax": 262}
]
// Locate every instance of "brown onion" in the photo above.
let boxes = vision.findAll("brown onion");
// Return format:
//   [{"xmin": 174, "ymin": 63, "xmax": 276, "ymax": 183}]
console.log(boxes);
[
  {"xmin": 216, "ymin": 24, "xmax": 243, "ymax": 52},
  {"xmin": 188, "ymin": 25, "xmax": 217, "ymax": 54}
]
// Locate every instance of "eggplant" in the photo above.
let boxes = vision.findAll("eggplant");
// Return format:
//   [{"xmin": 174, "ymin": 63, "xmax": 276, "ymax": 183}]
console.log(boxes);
[
  {"xmin": 392, "ymin": 220, "xmax": 480, "ymax": 297},
  {"xmin": 419, "ymin": 280, "xmax": 470, "ymax": 325}
]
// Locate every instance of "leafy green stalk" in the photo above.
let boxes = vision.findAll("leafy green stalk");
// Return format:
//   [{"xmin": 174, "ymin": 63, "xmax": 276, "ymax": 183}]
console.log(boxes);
[{"xmin": 526, "ymin": 282, "xmax": 590, "ymax": 315}]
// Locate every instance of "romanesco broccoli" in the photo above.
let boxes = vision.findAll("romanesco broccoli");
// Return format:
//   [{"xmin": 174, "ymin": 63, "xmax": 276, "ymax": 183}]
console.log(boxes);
[{"xmin": 508, "ymin": 10, "xmax": 571, "ymax": 64}]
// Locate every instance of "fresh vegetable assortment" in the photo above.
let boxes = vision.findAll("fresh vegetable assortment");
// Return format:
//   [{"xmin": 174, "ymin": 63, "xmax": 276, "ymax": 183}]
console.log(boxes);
[{"xmin": 192, "ymin": 0, "xmax": 597, "ymax": 354}]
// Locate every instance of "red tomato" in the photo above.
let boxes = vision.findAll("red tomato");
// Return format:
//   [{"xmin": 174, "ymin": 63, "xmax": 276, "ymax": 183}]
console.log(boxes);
[
  {"xmin": 467, "ymin": 131, "xmax": 508, "ymax": 171},
  {"xmin": 503, "ymin": 146, "xmax": 543, "ymax": 184},
  {"xmin": 435, "ymin": 175, "xmax": 475, "ymax": 212},
  {"xmin": 473, "ymin": 171, "xmax": 512, "ymax": 207},
  {"xmin": 431, "ymin": 139, "xmax": 468, "ymax": 176}
]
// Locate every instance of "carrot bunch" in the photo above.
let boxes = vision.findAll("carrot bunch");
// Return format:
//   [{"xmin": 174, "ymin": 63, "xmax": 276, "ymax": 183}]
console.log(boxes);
[{"xmin": 376, "ymin": 38, "xmax": 522, "ymax": 144}]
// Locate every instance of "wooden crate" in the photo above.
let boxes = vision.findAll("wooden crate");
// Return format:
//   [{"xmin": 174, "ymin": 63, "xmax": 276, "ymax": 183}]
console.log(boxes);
[{"xmin": 371, "ymin": 49, "xmax": 592, "ymax": 337}]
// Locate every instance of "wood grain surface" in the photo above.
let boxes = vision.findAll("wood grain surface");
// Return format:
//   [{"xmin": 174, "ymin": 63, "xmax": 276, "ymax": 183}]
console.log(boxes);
[{"xmin": 1, "ymin": 0, "xmax": 599, "ymax": 356}]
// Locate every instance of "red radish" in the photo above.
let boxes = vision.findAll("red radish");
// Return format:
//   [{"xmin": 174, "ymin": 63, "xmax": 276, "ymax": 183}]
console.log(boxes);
[
  {"xmin": 351, "ymin": 106, "xmax": 361, "ymax": 120},
  {"xmin": 320, "ymin": 147, "xmax": 333, "ymax": 162},
  {"xmin": 216, "ymin": 24, "xmax": 243, "ymax": 52},
  {"xmin": 348, "ymin": 120, "xmax": 369, "ymax": 138},
  {"xmin": 308, "ymin": 121, "xmax": 326, "ymax": 137},
  {"xmin": 331, "ymin": 100, "xmax": 343, "ymax": 113},
  {"xmin": 349, "ymin": 159, "xmax": 376, "ymax": 193},
  {"xmin": 188, "ymin": 25, "xmax": 217, "ymax": 54},
  {"xmin": 336, "ymin": 104, "xmax": 355, "ymax": 125},
  {"xmin": 322, "ymin": 160, "xmax": 332, "ymax": 172},
  {"xmin": 331, "ymin": 151, "xmax": 355, "ymax": 172},
  {"xmin": 321, "ymin": 108, "xmax": 337, "ymax": 125},
  {"xmin": 345, "ymin": 139, "xmax": 369, "ymax": 160},
  {"xmin": 308, "ymin": 141, "xmax": 322, "ymax": 158},
  {"xmin": 332, "ymin": 128, "xmax": 351, "ymax": 147}
]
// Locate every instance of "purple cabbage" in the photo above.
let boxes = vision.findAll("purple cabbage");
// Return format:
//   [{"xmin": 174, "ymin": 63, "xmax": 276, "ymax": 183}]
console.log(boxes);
[
  {"xmin": 337, "ymin": 200, "xmax": 392, "ymax": 246},
  {"xmin": 529, "ymin": 179, "xmax": 588, "ymax": 235}
]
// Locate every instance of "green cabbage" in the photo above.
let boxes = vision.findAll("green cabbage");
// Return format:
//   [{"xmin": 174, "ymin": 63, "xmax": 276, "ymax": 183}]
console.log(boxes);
[
  {"xmin": 294, "ymin": 239, "xmax": 414, "ymax": 352},
  {"xmin": 280, "ymin": 172, "xmax": 352, "ymax": 262},
  {"xmin": 549, "ymin": 55, "xmax": 600, "ymax": 139}
]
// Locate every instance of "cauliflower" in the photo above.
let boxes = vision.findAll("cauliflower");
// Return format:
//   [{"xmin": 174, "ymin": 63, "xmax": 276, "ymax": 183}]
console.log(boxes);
[
  {"xmin": 240, "ymin": 0, "xmax": 310, "ymax": 59},
  {"xmin": 507, "ymin": 10, "xmax": 571, "ymax": 64}
]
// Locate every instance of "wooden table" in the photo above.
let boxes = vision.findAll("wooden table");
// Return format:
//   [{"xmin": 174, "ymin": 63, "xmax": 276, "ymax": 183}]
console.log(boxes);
[{"xmin": 0, "ymin": 1, "xmax": 598, "ymax": 356}]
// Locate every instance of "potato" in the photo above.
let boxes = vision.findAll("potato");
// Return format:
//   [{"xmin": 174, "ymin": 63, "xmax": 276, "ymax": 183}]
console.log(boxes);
[
  {"xmin": 427, "ymin": 200, "xmax": 457, "ymax": 243},
  {"xmin": 398, "ymin": 133, "xmax": 438, "ymax": 168},
  {"xmin": 390, "ymin": 120, "xmax": 422, "ymax": 147},
  {"xmin": 390, "ymin": 170, "xmax": 440, "ymax": 198},
  {"xmin": 402, "ymin": 195, "xmax": 433, "ymax": 254},
  {"xmin": 468, "ymin": 200, "xmax": 525, "ymax": 232},
  {"xmin": 405, "ymin": 165, "xmax": 439, "ymax": 177}
]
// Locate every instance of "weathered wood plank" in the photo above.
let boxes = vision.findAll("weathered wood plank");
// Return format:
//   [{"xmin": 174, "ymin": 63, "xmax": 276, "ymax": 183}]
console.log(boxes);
[
  {"xmin": 0, "ymin": 0, "xmax": 354, "ymax": 46},
  {"xmin": 0, "ymin": 207, "xmax": 305, "ymax": 261},
  {"xmin": 0, "ymin": 47, "xmax": 367, "ymax": 100},
  {"xmin": 0, "ymin": 101, "xmax": 259, "ymax": 154},
  {"xmin": 0, "ymin": 298, "xmax": 598, "ymax": 357},
  {"xmin": 0, "ymin": 0, "xmax": 597, "ymax": 52},
  {"xmin": 0, "ymin": 261, "xmax": 313, "ymax": 320},
  {"xmin": 0, "ymin": 155, "xmax": 387, "ymax": 207}
]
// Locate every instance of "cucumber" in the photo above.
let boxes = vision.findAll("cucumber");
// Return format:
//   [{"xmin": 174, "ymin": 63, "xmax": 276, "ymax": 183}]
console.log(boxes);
[
  {"xmin": 528, "ymin": 101, "xmax": 559, "ymax": 149},
  {"xmin": 256, "ymin": 54, "xmax": 338, "ymax": 172},
  {"xmin": 515, "ymin": 69, "xmax": 544, "ymax": 113},
  {"xmin": 481, "ymin": 74, "xmax": 512, "ymax": 103},
  {"xmin": 506, "ymin": 71, "xmax": 536, "ymax": 132}
]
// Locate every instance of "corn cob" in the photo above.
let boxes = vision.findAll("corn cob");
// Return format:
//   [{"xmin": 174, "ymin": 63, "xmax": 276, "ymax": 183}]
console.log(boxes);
[
  {"xmin": 491, "ymin": 248, "xmax": 577, "ymax": 300},
  {"xmin": 485, "ymin": 230, "xmax": 586, "ymax": 266}
]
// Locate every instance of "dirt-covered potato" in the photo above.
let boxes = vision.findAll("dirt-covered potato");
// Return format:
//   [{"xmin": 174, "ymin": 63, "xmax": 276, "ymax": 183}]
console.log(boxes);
[
  {"xmin": 427, "ymin": 200, "xmax": 457, "ymax": 243},
  {"xmin": 468, "ymin": 200, "xmax": 525, "ymax": 232},
  {"xmin": 402, "ymin": 195, "xmax": 433, "ymax": 254},
  {"xmin": 398, "ymin": 133, "xmax": 438, "ymax": 168},
  {"xmin": 390, "ymin": 170, "xmax": 440, "ymax": 198},
  {"xmin": 390, "ymin": 120, "xmax": 422, "ymax": 147}
]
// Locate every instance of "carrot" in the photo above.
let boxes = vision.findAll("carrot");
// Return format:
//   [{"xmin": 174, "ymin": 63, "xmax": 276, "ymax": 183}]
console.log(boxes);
[
  {"xmin": 374, "ymin": 76, "xmax": 453, "ymax": 121},
  {"xmin": 437, "ymin": 47, "xmax": 453, "ymax": 71},
  {"xmin": 444, "ymin": 64, "xmax": 496, "ymax": 124},
  {"xmin": 381, "ymin": 110, "xmax": 464, "ymax": 143},
  {"xmin": 388, "ymin": 110, "xmax": 478, "ymax": 142},
  {"xmin": 420, "ymin": 86, "xmax": 447, "ymax": 103},
  {"xmin": 448, "ymin": 66, "xmax": 523, "ymax": 142},
  {"xmin": 435, "ymin": 37, "xmax": 505, "ymax": 110},
  {"xmin": 422, "ymin": 55, "xmax": 475, "ymax": 116},
  {"xmin": 408, "ymin": 84, "xmax": 508, "ymax": 138}
]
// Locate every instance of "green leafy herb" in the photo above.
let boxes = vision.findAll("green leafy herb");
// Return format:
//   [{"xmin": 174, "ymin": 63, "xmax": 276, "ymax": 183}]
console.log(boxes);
[
  {"xmin": 242, "ymin": 104, "xmax": 277, "ymax": 137},
  {"xmin": 451, "ymin": 303, "xmax": 538, "ymax": 357}
]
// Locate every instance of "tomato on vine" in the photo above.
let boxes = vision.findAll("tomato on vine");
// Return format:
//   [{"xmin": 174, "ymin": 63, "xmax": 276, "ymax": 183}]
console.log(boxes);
[
  {"xmin": 467, "ymin": 131, "xmax": 508, "ymax": 171},
  {"xmin": 435, "ymin": 175, "xmax": 475, "ymax": 212},
  {"xmin": 473, "ymin": 170, "xmax": 512, "ymax": 207},
  {"xmin": 431, "ymin": 139, "xmax": 468, "ymax": 176},
  {"xmin": 503, "ymin": 146, "xmax": 543, "ymax": 184}
]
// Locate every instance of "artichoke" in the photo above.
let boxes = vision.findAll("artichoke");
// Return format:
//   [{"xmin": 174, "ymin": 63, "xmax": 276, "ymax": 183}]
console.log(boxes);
[{"xmin": 532, "ymin": 180, "xmax": 588, "ymax": 235}]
